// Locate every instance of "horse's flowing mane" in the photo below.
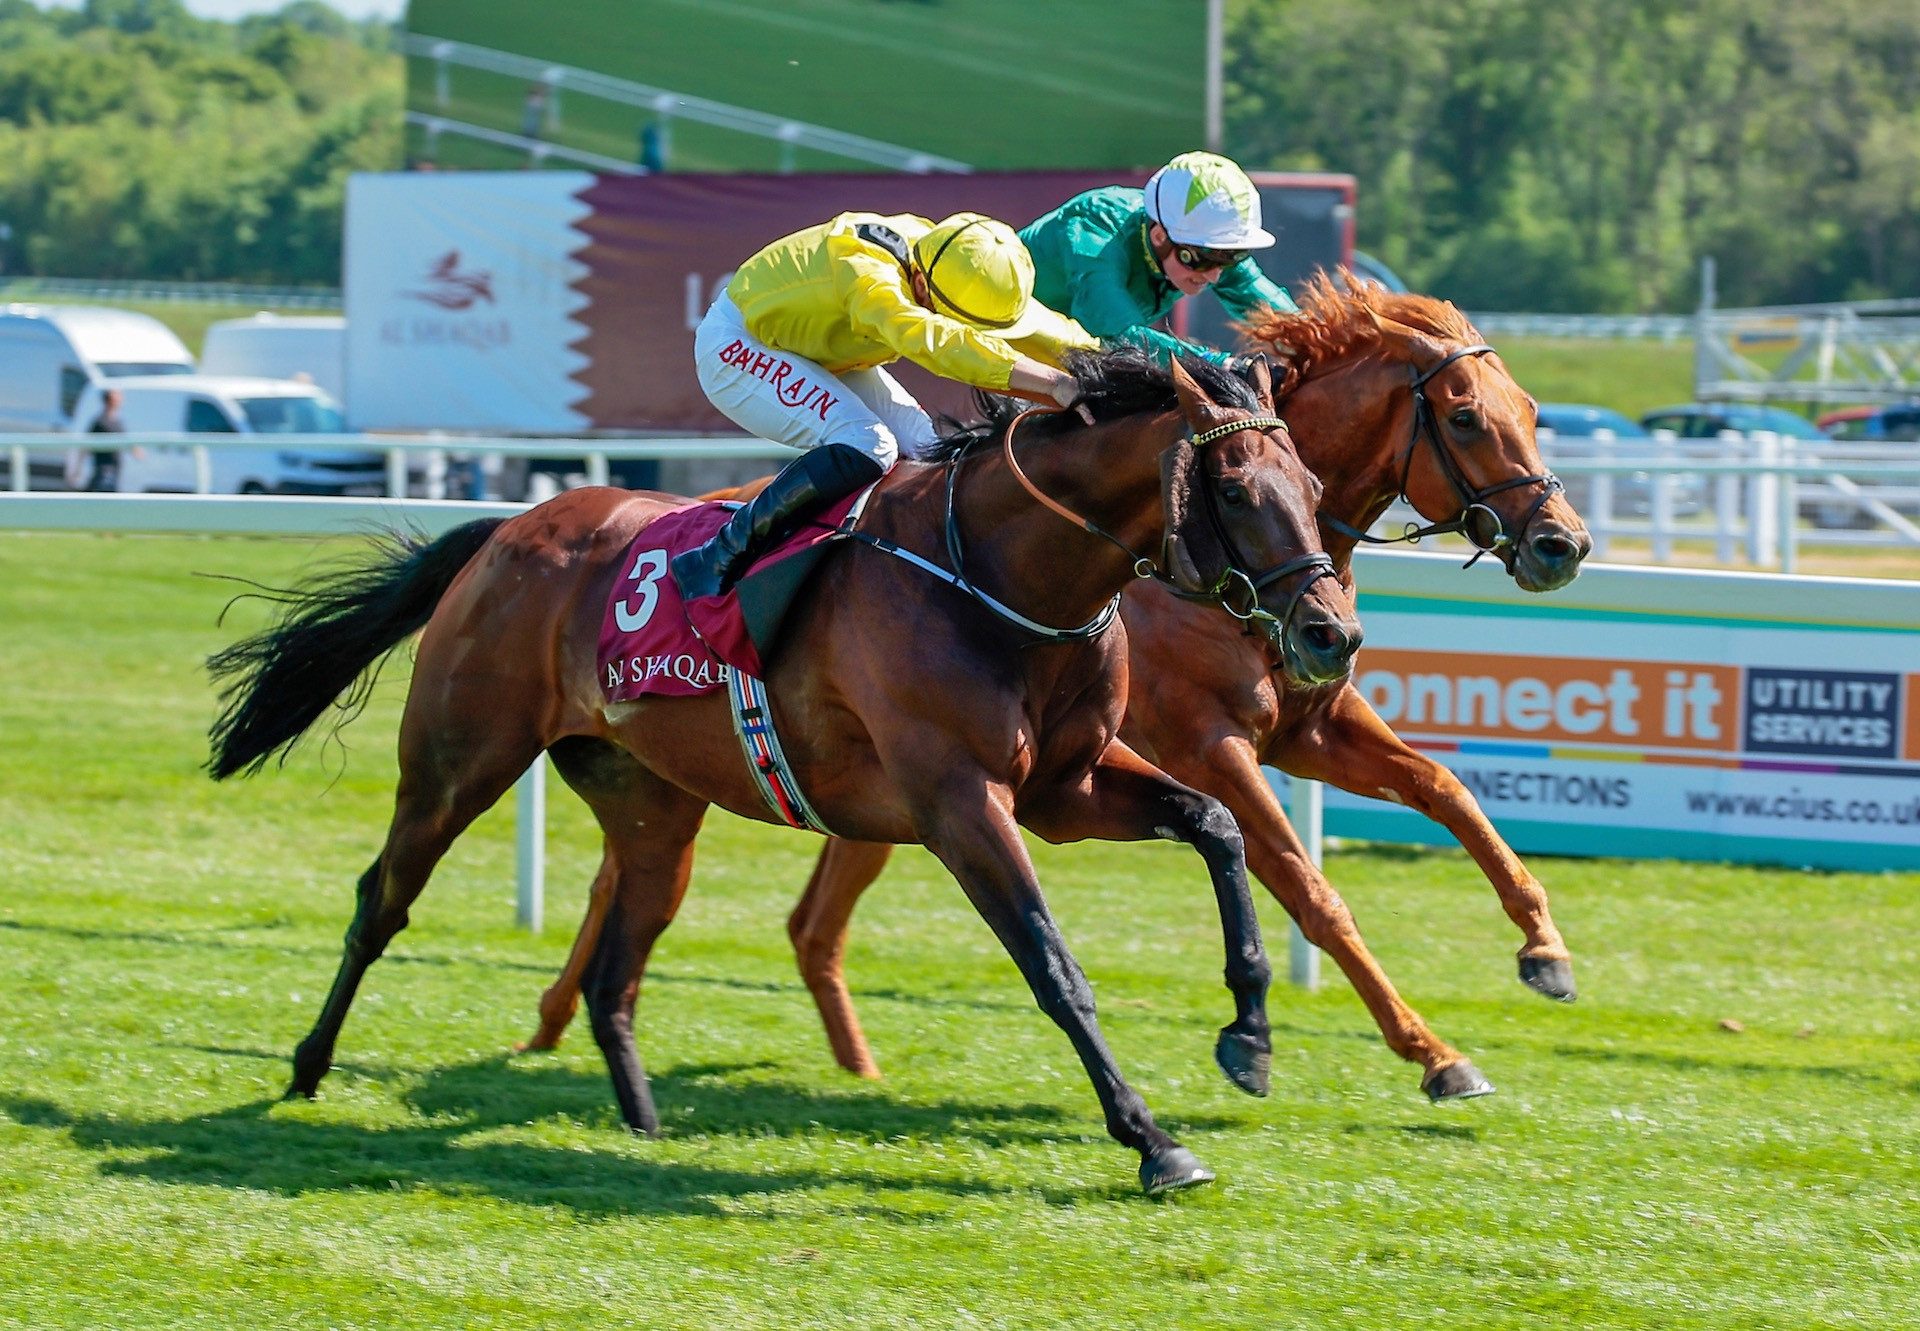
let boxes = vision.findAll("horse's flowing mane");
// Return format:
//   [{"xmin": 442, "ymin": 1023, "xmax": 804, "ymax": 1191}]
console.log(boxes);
[
  {"xmin": 1244, "ymin": 274, "xmax": 1484, "ymax": 400},
  {"xmin": 917, "ymin": 345, "xmax": 1257, "ymax": 465}
]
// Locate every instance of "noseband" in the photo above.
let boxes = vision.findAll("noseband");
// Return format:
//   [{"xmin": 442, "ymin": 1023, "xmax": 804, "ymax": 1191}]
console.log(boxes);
[
  {"xmin": 999, "ymin": 408, "xmax": 1335, "ymax": 642},
  {"xmin": 1318, "ymin": 343, "xmax": 1563, "ymax": 567}
]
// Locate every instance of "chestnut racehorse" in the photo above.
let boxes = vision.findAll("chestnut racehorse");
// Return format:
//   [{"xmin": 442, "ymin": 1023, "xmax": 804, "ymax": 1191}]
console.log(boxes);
[
  {"xmin": 522, "ymin": 281, "xmax": 1594, "ymax": 1100},
  {"xmin": 207, "ymin": 350, "xmax": 1362, "ymax": 1194}
]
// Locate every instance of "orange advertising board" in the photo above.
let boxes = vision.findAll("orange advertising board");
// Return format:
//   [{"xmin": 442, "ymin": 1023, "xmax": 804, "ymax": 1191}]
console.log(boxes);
[{"xmin": 1353, "ymin": 649, "xmax": 1742, "ymax": 752}]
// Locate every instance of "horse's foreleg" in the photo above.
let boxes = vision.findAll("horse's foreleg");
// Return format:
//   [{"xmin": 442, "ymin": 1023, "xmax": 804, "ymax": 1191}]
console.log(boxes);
[
  {"xmin": 922, "ymin": 772, "xmax": 1211, "ymax": 1194},
  {"xmin": 1020, "ymin": 741, "xmax": 1273, "ymax": 1099},
  {"xmin": 517, "ymin": 844, "xmax": 617, "ymax": 1053},
  {"xmin": 1175, "ymin": 733, "xmax": 1492, "ymax": 1101},
  {"xmin": 1293, "ymin": 688, "xmax": 1575, "ymax": 1001},
  {"xmin": 788, "ymin": 838, "xmax": 894, "ymax": 1078}
]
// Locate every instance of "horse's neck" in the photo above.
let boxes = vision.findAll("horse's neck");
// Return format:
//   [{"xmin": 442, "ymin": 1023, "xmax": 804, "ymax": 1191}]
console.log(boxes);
[
  {"xmin": 1285, "ymin": 355, "xmax": 1409, "ymax": 572},
  {"xmin": 942, "ymin": 414, "xmax": 1172, "ymax": 631}
]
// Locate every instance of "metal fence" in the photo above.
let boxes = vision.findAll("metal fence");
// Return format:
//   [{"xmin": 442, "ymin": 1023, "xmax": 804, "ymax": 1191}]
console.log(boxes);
[
  {"xmin": 1531, "ymin": 430, "xmax": 1920, "ymax": 573},
  {"xmin": 9, "ymin": 429, "xmax": 1919, "ymax": 575},
  {"xmin": 403, "ymin": 33, "xmax": 970, "ymax": 175}
]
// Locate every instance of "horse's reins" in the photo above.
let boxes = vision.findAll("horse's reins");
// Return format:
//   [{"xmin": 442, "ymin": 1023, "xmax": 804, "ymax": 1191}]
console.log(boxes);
[
  {"xmin": 835, "ymin": 404, "xmax": 1334, "ymax": 644},
  {"xmin": 992, "ymin": 406, "xmax": 1336, "ymax": 643},
  {"xmin": 1316, "ymin": 343, "xmax": 1563, "ymax": 568}
]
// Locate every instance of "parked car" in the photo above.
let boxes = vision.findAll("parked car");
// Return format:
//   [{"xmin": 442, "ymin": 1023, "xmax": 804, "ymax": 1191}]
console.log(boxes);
[
  {"xmin": 200, "ymin": 313, "xmax": 347, "ymax": 409},
  {"xmin": 0, "ymin": 304, "xmax": 195, "ymax": 487},
  {"xmin": 66, "ymin": 376, "xmax": 387, "ymax": 495},
  {"xmin": 1639, "ymin": 403, "xmax": 1830, "ymax": 441},
  {"xmin": 1535, "ymin": 402, "xmax": 1703, "ymax": 518},
  {"xmin": 1815, "ymin": 404, "xmax": 1920, "ymax": 442}
]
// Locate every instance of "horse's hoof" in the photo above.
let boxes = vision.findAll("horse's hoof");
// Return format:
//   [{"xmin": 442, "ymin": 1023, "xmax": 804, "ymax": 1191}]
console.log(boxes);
[
  {"xmin": 514, "ymin": 1031, "xmax": 563, "ymax": 1055},
  {"xmin": 1519, "ymin": 955, "xmax": 1577, "ymax": 1002},
  {"xmin": 1214, "ymin": 1030, "xmax": 1272, "ymax": 1097},
  {"xmin": 1422, "ymin": 1060, "xmax": 1496, "ymax": 1101},
  {"xmin": 280, "ymin": 1083, "xmax": 316, "ymax": 1102},
  {"xmin": 1140, "ymin": 1146, "xmax": 1216, "ymax": 1195}
]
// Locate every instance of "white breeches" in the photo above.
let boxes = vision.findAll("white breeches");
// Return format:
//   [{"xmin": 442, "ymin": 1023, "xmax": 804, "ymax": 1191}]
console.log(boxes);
[{"xmin": 694, "ymin": 292, "xmax": 938, "ymax": 467}]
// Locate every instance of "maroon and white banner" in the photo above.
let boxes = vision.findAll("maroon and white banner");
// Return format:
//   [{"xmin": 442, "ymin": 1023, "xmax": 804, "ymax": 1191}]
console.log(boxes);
[{"xmin": 344, "ymin": 170, "xmax": 1353, "ymax": 433}]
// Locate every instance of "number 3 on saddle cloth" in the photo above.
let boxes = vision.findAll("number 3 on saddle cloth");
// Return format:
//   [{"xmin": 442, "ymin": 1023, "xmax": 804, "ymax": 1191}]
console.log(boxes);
[{"xmin": 595, "ymin": 486, "xmax": 878, "ymax": 833}]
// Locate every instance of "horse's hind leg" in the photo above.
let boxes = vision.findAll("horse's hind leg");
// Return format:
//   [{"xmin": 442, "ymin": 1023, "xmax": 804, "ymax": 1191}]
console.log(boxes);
[
  {"xmin": 548, "ymin": 737, "xmax": 708, "ymax": 1135},
  {"xmin": 788, "ymin": 838, "xmax": 895, "ymax": 1078},
  {"xmin": 288, "ymin": 721, "xmax": 542, "ymax": 1099},
  {"xmin": 518, "ymin": 843, "xmax": 615, "ymax": 1052}
]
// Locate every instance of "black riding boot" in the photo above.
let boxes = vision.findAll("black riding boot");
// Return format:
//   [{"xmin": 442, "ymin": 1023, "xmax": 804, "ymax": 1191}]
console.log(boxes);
[{"xmin": 670, "ymin": 444, "xmax": 886, "ymax": 601}]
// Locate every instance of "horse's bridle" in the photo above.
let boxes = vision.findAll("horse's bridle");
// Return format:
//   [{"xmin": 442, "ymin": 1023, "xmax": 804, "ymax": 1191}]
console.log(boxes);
[
  {"xmin": 993, "ymin": 407, "xmax": 1335, "ymax": 643},
  {"xmin": 1317, "ymin": 343, "xmax": 1564, "ymax": 568}
]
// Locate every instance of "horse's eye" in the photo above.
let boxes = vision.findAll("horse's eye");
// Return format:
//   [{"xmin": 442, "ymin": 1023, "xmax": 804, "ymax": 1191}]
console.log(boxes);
[
  {"xmin": 1220, "ymin": 482, "xmax": 1248, "ymax": 507},
  {"xmin": 1449, "ymin": 409, "xmax": 1479, "ymax": 432}
]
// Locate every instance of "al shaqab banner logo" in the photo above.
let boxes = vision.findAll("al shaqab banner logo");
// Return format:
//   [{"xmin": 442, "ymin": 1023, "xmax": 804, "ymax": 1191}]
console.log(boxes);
[
  {"xmin": 381, "ymin": 248, "xmax": 510, "ymax": 353},
  {"xmin": 403, "ymin": 250, "xmax": 495, "ymax": 310}
]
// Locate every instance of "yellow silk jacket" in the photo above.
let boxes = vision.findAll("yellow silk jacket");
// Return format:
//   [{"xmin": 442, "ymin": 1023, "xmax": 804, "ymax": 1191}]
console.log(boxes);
[{"xmin": 725, "ymin": 212, "xmax": 1096, "ymax": 391}]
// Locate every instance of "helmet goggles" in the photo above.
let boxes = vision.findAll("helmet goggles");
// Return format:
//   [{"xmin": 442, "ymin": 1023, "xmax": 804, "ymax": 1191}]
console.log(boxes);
[{"xmin": 1171, "ymin": 243, "xmax": 1250, "ymax": 273}]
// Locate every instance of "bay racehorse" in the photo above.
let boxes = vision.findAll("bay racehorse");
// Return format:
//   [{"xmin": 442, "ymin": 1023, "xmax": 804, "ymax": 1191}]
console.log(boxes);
[
  {"xmin": 521, "ymin": 280, "xmax": 1593, "ymax": 1100},
  {"xmin": 207, "ymin": 350, "xmax": 1362, "ymax": 1193}
]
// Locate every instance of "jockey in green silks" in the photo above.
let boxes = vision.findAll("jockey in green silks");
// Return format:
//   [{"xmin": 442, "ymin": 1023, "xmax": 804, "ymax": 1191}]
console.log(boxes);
[{"xmin": 1018, "ymin": 151, "xmax": 1299, "ymax": 373}]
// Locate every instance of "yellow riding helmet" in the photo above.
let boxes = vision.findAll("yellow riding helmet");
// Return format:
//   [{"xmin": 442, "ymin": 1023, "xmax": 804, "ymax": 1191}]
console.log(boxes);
[{"xmin": 913, "ymin": 213, "xmax": 1047, "ymax": 338}]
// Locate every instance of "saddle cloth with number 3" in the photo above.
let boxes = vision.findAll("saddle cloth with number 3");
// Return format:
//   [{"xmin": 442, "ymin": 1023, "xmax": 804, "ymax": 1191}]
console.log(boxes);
[{"xmin": 596, "ymin": 487, "xmax": 875, "ymax": 702}]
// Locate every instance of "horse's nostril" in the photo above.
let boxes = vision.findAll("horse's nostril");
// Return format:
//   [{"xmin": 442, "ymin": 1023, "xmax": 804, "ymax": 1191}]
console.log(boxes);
[
  {"xmin": 1532, "ymin": 533, "xmax": 1579, "ymax": 564},
  {"xmin": 1304, "ymin": 621, "xmax": 1342, "ymax": 654},
  {"xmin": 1301, "ymin": 618, "xmax": 1361, "ymax": 663}
]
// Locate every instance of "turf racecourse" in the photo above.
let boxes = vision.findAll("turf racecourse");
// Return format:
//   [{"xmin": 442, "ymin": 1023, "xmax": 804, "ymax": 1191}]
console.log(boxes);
[{"xmin": 2, "ymin": 532, "xmax": 1917, "ymax": 1330}]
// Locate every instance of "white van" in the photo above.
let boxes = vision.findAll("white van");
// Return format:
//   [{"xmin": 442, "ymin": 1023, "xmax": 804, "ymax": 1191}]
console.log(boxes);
[
  {"xmin": 200, "ymin": 313, "xmax": 347, "ymax": 407},
  {"xmin": 69, "ymin": 376, "xmax": 387, "ymax": 495},
  {"xmin": 0, "ymin": 304, "xmax": 196, "ymax": 486}
]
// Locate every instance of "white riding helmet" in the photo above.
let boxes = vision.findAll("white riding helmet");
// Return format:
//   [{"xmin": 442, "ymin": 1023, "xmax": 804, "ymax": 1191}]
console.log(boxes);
[{"xmin": 1143, "ymin": 151, "xmax": 1276, "ymax": 250}]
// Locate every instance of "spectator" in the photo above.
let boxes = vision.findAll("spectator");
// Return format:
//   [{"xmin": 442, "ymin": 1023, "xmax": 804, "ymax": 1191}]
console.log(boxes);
[
  {"xmin": 638, "ymin": 121, "xmax": 668, "ymax": 173},
  {"xmin": 521, "ymin": 84, "xmax": 548, "ymax": 139},
  {"xmin": 85, "ymin": 388, "xmax": 126, "ymax": 491}
]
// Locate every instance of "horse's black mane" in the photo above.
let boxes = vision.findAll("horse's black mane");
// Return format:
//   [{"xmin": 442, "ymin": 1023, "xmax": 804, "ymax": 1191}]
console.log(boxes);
[{"xmin": 918, "ymin": 345, "xmax": 1259, "ymax": 464}]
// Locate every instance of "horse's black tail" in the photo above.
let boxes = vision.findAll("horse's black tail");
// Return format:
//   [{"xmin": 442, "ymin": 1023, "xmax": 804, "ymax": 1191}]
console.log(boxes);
[{"xmin": 206, "ymin": 518, "xmax": 507, "ymax": 781}]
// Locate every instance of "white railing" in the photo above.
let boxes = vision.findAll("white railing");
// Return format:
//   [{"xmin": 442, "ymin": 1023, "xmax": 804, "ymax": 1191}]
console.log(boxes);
[
  {"xmin": 1470, "ymin": 312, "xmax": 1695, "ymax": 341},
  {"xmin": 2, "ymin": 431, "xmax": 793, "ymax": 501},
  {"xmin": 13, "ymin": 430, "xmax": 1920, "ymax": 574},
  {"xmin": 1524, "ymin": 430, "xmax": 1920, "ymax": 574},
  {"xmin": 403, "ymin": 34, "xmax": 970, "ymax": 175},
  {"xmin": 407, "ymin": 112, "xmax": 650, "ymax": 176}
]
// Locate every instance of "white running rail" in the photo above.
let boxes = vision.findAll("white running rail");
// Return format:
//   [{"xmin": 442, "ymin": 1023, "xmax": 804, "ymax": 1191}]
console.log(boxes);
[{"xmin": 404, "ymin": 33, "xmax": 971, "ymax": 174}]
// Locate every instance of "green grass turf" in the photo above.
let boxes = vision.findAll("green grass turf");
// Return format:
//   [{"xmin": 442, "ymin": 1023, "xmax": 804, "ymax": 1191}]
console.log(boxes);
[
  {"xmin": 2, "ymin": 531, "xmax": 1917, "ymax": 1328},
  {"xmin": 403, "ymin": 0, "xmax": 1204, "ymax": 171}
]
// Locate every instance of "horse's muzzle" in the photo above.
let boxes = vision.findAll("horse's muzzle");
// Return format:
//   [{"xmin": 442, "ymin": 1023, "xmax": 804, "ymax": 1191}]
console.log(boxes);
[
  {"xmin": 1510, "ymin": 515, "xmax": 1592, "ymax": 592},
  {"xmin": 1275, "ymin": 603, "xmax": 1362, "ymax": 685}
]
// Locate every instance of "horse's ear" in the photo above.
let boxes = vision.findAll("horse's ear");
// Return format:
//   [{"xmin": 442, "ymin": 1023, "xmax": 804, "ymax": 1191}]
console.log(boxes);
[
  {"xmin": 1244, "ymin": 354, "xmax": 1276, "ymax": 412},
  {"xmin": 1367, "ymin": 309, "xmax": 1447, "ymax": 367},
  {"xmin": 1169, "ymin": 356, "xmax": 1229, "ymax": 431}
]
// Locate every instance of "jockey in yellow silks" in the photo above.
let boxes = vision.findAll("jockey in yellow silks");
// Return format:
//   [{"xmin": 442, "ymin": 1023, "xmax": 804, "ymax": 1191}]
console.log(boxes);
[{"xmin": 672, "ymin": 211, "xmax": 1097, "ymax": 601}]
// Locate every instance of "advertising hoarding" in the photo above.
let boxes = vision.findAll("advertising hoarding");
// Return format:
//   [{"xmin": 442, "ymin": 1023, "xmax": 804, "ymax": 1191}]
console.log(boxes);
[
  {"xmin": 345, "ymin": 169, "xmax": 1352, "ymax": 432},
  {"xmin": 1311, "ymin": 552, "xmax": 1920, "ymax": 872}
]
